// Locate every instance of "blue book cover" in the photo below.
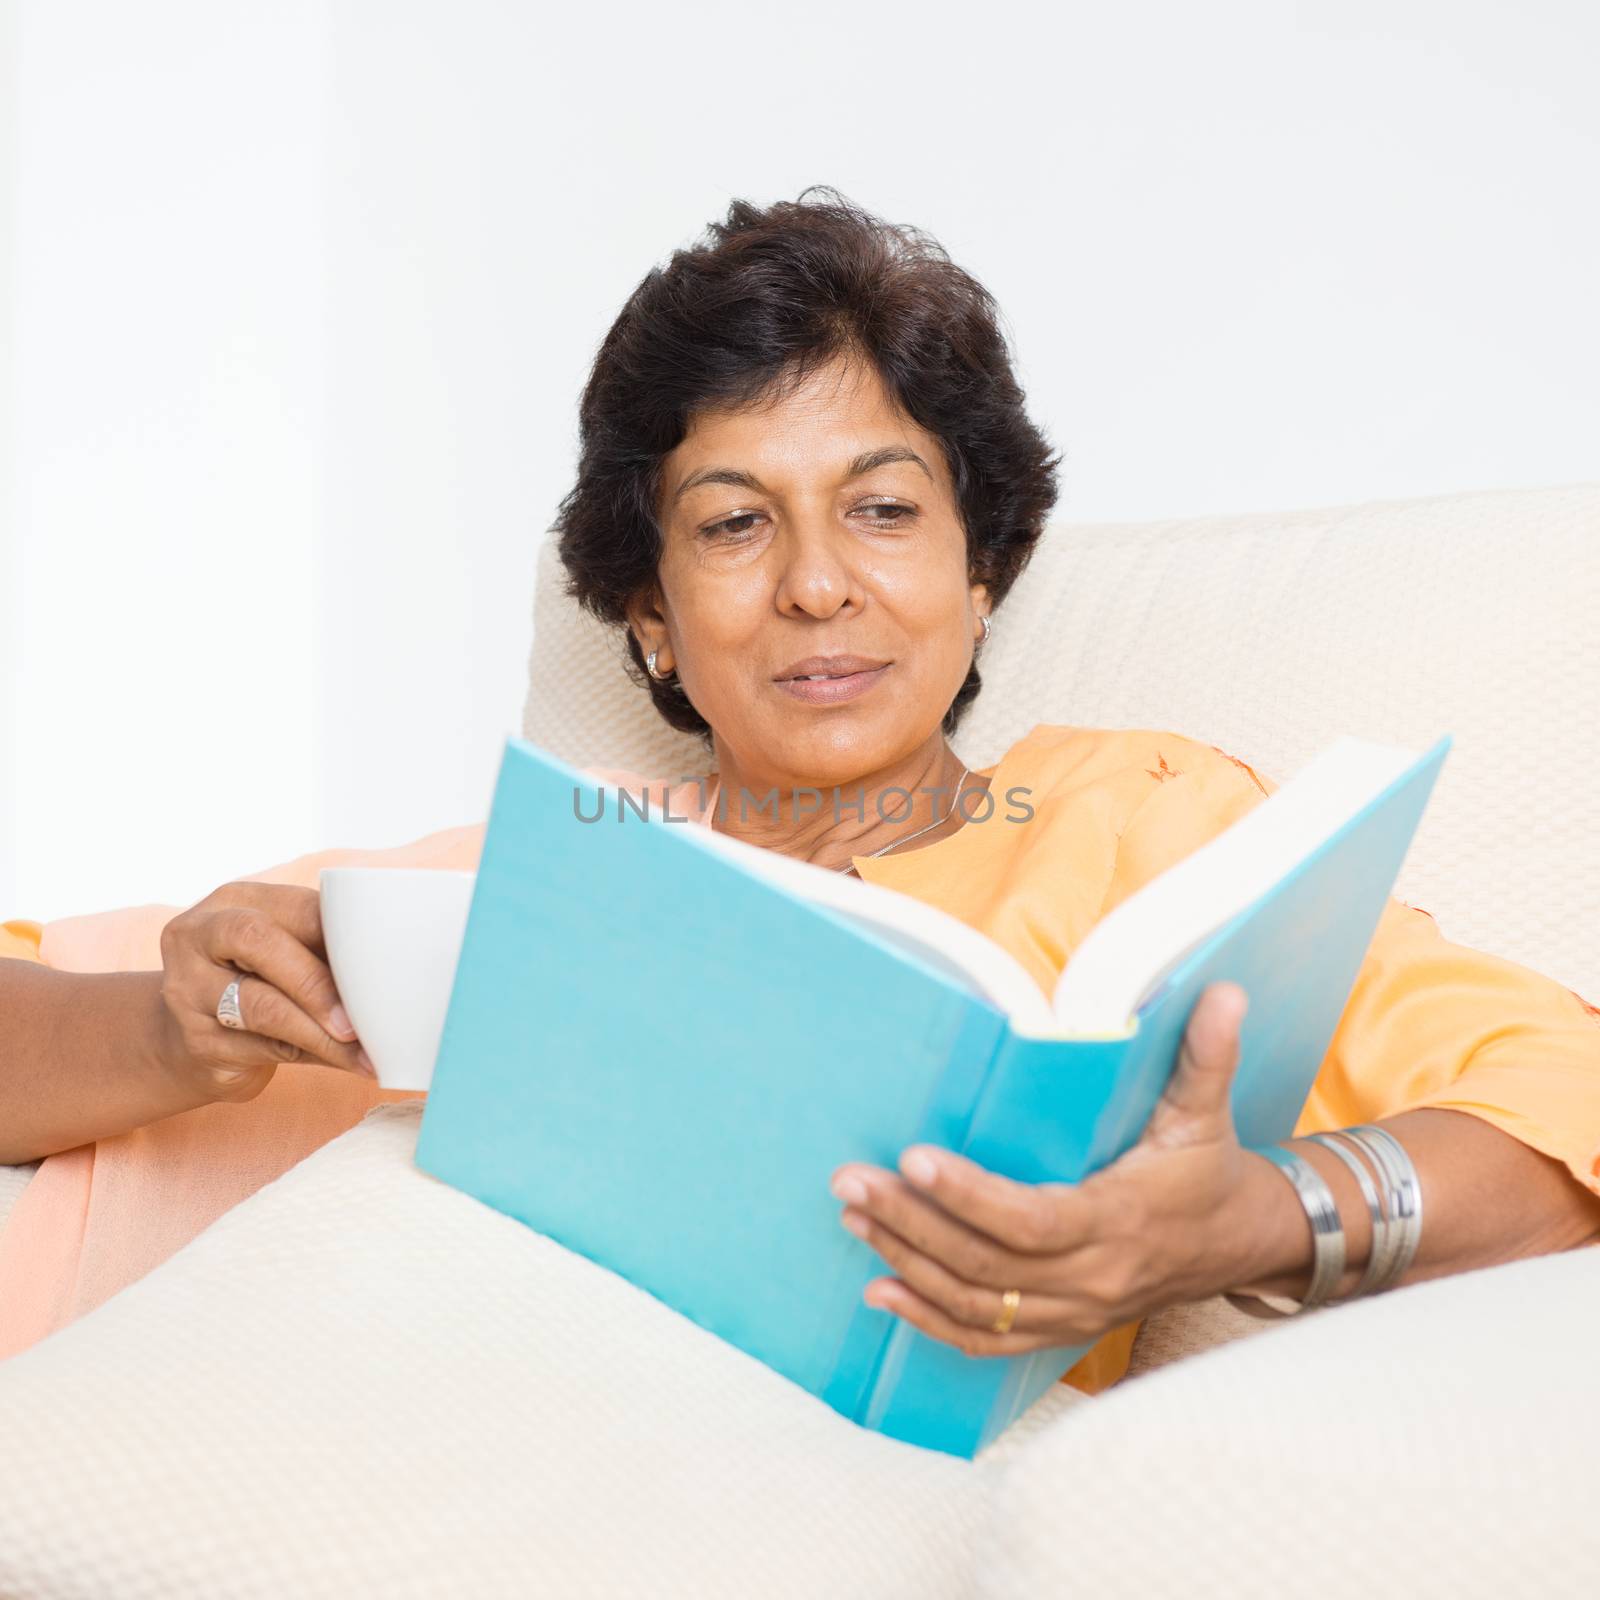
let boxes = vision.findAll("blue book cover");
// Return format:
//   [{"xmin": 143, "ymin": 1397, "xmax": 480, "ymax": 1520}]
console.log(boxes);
[{"xmin": 415, "ymin": 732, "xmax": 1451, "ymax": 1458}]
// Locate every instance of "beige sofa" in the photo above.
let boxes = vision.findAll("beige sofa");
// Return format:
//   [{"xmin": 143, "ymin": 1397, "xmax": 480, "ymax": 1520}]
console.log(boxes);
[{"xmin": 0, "ymin": 482, "xmax": 1595, "ymax": 1594}]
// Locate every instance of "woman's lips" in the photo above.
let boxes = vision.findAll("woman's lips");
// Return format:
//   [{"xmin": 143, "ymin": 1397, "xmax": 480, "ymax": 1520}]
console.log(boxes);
[{"xmin": 774, "ymin": 664, "xmax": 892, "ymax": 705}]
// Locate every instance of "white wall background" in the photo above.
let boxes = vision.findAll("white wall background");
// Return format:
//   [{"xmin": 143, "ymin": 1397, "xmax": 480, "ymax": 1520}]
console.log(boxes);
[{"xmin": 4, "ymin": 0, "xmax": 1597, "ymax": 924}]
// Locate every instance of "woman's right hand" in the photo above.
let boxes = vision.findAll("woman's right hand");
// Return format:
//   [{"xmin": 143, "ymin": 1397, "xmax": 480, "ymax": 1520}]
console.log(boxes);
[{"xmin": 155, "ymin": 881, "xmax": 377, "ymax": 1104}]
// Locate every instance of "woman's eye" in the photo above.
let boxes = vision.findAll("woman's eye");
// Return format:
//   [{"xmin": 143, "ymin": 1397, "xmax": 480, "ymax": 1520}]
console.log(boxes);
[
  {"xmin": 706, "ymin": 512, "xmax": 763, "ymax": 540},
  {"xmin": 858, "ymin": 502, "xmax": 912, "ymax": 523},
  {"xmin": 703, "ymin": 503, "xmax": 912, "ymax": 539}
]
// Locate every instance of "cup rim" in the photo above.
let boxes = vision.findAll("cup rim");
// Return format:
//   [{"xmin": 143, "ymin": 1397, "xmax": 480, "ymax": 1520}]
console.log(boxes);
[{"xmin": 319, "ymin": 867, "xmax": 477, "ymax": 882}]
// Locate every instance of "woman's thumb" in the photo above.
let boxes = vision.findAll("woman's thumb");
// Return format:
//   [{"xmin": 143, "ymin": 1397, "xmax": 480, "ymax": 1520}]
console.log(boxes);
[{"xmin": 1146, "ymin": 982, "xmax": 1249, "ymax": 1139}]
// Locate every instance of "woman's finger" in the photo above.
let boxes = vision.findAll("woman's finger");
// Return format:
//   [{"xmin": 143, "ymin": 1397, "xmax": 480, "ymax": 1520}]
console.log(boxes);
[
  {"xmin": 205, "ymin": 969, "xmax": 375, "ymax": 1079},
  {"xmin": 892, "ymin": 1145, "xmax": 1093, "ymax": 1255},
  {"xmin": 197, "ymin": 904, "xmax": 356, "ymax": 1045},
  {"xmin": 833, "ymin": 1160, "xmax": 1099, "ymax": 1278},
  {"xmin": 198, "ymin": 880, "xmax": 331, "ymax": 961},
  {"xmin": 832, "ymin": 1169, "xmax": 1073, "ymax": 1291},
  {"xmin": 841, "ymin": 1205, "xmax": 1090, "ymax": 1335},
  {"xmin": 860, "ymin": 1274, "xmax": 1070, "ymax": 1358}
]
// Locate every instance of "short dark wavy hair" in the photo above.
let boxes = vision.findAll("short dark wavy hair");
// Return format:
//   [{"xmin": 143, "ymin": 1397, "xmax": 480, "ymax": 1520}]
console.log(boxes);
[{"xmin": 553, "ymin": 185, "xmax": 1062, "ymax": 742}]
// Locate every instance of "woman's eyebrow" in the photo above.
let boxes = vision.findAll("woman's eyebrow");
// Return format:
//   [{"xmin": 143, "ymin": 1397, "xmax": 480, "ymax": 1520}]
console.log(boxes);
[{"xmin": 671, "ymin": 446, "xmax": 933, "ymax": 503}]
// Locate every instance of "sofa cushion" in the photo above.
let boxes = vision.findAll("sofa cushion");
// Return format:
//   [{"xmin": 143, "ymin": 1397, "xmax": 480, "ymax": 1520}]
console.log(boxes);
[
  {"xmin": 978, "ymin": 1242, "xmax": 1600, "ymax": 1596},
  {"xmin": 0, "ymin": 1162, "xmax": 38, "ymax": 1244},
  {"xmin": 0, "ymin": 1103, "xmax": 1086, "ymax": 1599}
]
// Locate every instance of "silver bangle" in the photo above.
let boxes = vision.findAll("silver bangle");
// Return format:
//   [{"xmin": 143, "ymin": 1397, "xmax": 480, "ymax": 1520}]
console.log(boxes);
[
  {"xmin": 1224, "ymin": 1144, "xmax": 1346, "ymax": 1318},
  {"xmin": 1307, "ymin": 1130, "xmax": 1391, "ymax": 1301},
  {"xmin": 1339, "ymin": 1124, "xmax": 1423, "ymax": 1293}
]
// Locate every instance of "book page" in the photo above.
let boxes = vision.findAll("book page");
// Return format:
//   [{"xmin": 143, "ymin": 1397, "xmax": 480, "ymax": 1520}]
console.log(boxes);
[
  {"xmin": 683, "ymin": 817, "xmax": 1057, "ymax": 1030},
  {"xmin": 1048, "ymin": 737, "xmax": 1426, "ymax": 1035}
]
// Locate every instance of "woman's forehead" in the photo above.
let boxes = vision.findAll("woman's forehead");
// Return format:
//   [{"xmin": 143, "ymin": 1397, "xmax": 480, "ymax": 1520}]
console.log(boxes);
[
  {"xmin": 667, "ymin": 362, "xmax": 946, "ymax": 498},
  {"xmin": 670, "ymin": 445, "xmax": 938, "ymax": 509}
]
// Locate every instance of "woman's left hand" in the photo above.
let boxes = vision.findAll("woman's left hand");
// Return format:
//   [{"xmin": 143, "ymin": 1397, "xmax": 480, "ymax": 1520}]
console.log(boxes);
[{"xmin": 828, "ymin": 981, "xmax": 1300, "ymax": 1356}]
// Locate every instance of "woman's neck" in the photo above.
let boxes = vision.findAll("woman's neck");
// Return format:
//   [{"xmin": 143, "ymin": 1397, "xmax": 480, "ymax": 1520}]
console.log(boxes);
[{"xmin": 704, "ymin": 739, "xmax": 990, "ymax": 874}]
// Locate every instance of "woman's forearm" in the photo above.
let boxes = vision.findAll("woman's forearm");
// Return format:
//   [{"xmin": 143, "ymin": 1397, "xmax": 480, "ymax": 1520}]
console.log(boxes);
[
  {"xmin": 1234, "ymin": 1105, "xmax": 1600, "ymax": 1303},
  {"xmin": 0, "ymin": 963, "xmax": 213, "ymax": 1164}
]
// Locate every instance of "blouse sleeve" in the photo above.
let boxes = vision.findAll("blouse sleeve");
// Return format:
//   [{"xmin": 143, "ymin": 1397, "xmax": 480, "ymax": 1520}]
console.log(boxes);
[
  {"xmin": 1114, "ymin": 733, "xmax": 1600, "ymax": 1200},
  {"xmin": 0, "ymin": 920, "xmax": 45, "ymax": 965},
  {"xmin": 1295, "ymin": 896, "xmax": 1600, "ymax": 1198},
  {"xmin": 16, "ymin": 820, "xmax": 489, "ymax": 975}
]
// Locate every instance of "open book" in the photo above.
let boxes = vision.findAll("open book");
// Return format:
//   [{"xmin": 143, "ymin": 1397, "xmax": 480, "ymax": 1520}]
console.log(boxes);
[
  {"xmin": 687, "ymin": 736, "xmax": 1445, "ymax": 1040},
  {"xmin": 416, "ymin": 730, "xmax": 1452, "ymax": 1459}
]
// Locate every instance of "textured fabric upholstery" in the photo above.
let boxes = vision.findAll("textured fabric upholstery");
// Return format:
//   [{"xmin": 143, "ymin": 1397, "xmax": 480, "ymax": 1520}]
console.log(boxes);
[
  {"xmin": 0, "ymin": 1161, "xmax": 39, "ymax": 1245},
  {"xmin": 979, "ymin": 1243, "xmax": 1600, "ymax": 1592}
]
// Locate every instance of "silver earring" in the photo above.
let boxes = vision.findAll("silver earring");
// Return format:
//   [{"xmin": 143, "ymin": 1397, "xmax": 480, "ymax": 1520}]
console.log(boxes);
[
  {"xmin": 978, "ymin": 615, "xmax": 992, "ymax": 649},
  {"xmin": 646, "ymin": 649, "xmax": 674, "ymax": 683}
]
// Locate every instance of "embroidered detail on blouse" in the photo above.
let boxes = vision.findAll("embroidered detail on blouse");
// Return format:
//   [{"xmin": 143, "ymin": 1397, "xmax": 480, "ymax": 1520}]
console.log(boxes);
[
  {"xmin": 1568, "ymin": 988, "xmax": 1600, "ymax": 1026},
  {"xmin": 1398, "ymin": 901, "xmax": 1438, "ymax": 923},
  {"xmin": 1205, "ymin": 743, "xmax": 1271, "ymax": 797},
  {"xmin": 1144, "ymin": 752, "xmax": 1182, "ymax": 783}
]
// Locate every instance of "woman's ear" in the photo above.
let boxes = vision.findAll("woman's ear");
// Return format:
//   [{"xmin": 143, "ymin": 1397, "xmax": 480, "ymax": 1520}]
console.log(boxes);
[
  {"xmin": 624, "ymin": 585, "xmax": 671, "ymax": 673},
  {"xmin": 970, "ymin": 581, "xmax": 991, "ymax": 636}
]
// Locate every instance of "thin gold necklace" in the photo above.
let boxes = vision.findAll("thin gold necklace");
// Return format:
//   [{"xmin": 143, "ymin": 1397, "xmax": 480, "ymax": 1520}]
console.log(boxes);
[{"xmin": 703, "ymin": 764, "xmax": 972, "ymax": 874}]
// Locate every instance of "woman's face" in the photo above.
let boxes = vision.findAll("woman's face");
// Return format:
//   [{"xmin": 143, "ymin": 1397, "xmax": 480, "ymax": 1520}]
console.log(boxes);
[{"xmin": 629, "ymin": 352, "xmax": 989, "ymax": 788}]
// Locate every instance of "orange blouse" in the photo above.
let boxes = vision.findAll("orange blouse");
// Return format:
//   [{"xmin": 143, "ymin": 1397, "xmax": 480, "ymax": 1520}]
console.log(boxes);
[{"xmin": 3, "ymin": 724, "xmax": 1598, "ymax": 1393}]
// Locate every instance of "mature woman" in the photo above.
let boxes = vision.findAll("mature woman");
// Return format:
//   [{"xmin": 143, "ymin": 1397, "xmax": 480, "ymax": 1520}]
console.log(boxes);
[{"xmin": 4, "ymin": 188, "xmax": 1599, "ymax": 1392}]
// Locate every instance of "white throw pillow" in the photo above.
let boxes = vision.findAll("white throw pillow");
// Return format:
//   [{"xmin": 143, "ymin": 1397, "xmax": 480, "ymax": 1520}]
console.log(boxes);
[
  {"xmin": 0, "ymin": 1104, "xmax": 1086, "ymax": 1598},
  {"xmin": 978, "ymin": 1241, "xmax": 1600, "ymax": 1597},
  {"xmin": 0, "ymin": 1161, "xmax": 38, "ymax": 1239}
]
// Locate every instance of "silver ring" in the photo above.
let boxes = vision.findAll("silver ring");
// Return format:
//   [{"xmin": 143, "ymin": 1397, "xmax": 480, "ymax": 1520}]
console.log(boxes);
[{"xmin": 216, "ymin": 977, "xmax": 246, "ymax": 1030}]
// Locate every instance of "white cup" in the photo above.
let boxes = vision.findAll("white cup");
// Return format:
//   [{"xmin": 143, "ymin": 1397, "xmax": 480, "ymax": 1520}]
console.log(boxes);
[{"xmin": 319, "ymin": 867, "xmax": 477, "ymax": 1090}]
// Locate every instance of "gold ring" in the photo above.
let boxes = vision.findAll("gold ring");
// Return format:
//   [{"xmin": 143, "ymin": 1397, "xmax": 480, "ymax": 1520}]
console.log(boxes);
[{"xmin": 991, "ymin": 1288, "xmax": 1021, "ymax": 1335}]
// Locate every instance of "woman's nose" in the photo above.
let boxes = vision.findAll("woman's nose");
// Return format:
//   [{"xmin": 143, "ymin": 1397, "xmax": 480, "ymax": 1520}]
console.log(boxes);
[{"xmin": 772, "ymin": 518, "xmax": 860, "ymax": 617}]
